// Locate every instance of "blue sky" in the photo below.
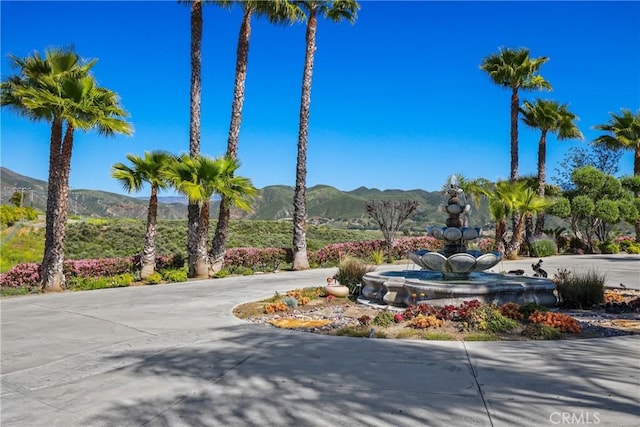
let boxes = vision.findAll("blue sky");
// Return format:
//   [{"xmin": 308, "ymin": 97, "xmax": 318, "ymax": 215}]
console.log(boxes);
[{"xmin": 1, "ymin": 1, "xmax": 638, "ymax": 197}]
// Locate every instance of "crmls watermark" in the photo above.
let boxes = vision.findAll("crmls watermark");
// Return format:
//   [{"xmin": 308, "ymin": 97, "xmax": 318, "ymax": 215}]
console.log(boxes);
[{"xmin": 550, "ymin": 412, "xmax": 601, "ymax": 424}]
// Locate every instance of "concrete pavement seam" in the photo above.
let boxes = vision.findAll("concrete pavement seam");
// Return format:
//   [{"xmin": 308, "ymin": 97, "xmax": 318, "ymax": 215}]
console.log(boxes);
[{"xmin": 462, "ymin": 341, "xmax": 494, "ymax": 427}]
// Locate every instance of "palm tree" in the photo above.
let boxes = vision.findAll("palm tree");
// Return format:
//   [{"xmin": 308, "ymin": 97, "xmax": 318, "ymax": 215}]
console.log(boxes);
[
  {"xmin": 165, "ymin": 155, "xmax": 257, "ymax": 277},
  {"xmin": 594, "ymin": 108, "xmax": 640, "ymax": 241},
  {"xmin": 468, "ymin": 180, "xmax": 550, "ymax": 258},
  {"xmin": 520, "ymin": 99, "xmax": 583, "ymax": 233},
  {"xmin": 210, "ymin": 0, "xmax": 303, "ymax": 273},
  {"xmin": 111, "ymin": 151, "xmax": 174, "ymax": 279},
  {"xmin": 291, "ymin": 0, "xmax": 359, "ymax": 270},
  {"xmin": 480, "ymin": 47, "xmax": 551, "ymax": 181},
  {"xmin": 594, "ymin": 109, "xmax": 640, "ymax": 176},
  {"xmin": 179, "ymin": 0, "xmax": 207, "ymax": 278},
  {"xmin": 1, "ymin": 49, "xmax": 132, "ymax": 292}
]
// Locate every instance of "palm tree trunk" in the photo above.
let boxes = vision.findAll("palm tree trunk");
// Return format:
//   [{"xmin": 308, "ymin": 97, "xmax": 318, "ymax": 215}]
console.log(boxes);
[
  {"xmin": 534, "ymin": 131, "xmax": 547, "ymax": 234},
  {"xmin": 195, "ymin": 200, "xmax": 210, "ymax": 278},
  {"xmin": 188, "ymin": 0, "xmax": 203, "ymax": 278},
  {"xmin": 42, "ymin": 123, "xmax": 73, "ymax": 292},
  {"xmin": 495, "ymin": 219, "xmax": 506, "ymax": 254},
  {"xmin": 292, "ymin": 9, "xmax": 317, "ymax": 271},
  {"xmin": 41, "ymin": 118, "xmax": 64, "ymax": 292},
  {"xmin": 634, "ymin": 148, "xmax": 640, "ymax": 242},
  {"xmin": 210, "ymin": 8, "xmax": 252, "ymax": 273},
  {"xmin": 140, "ymin": 186, "xmax": 158, "ymax": 279},
  {"xmin": 187, "ymin": 203, "xmax": 200, "ymax": 278},
  {"xmin": 505, "ymin": 215, "xmax": 526, "ymax": 259},
  {"xmin": 510, "ymin": 87, "xmax": 519, "ymax": 181}
]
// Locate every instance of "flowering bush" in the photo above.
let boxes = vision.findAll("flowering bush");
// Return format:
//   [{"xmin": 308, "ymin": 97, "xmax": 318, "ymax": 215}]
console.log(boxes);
[
  {"xmin": 309, "ymin": 236, "xmax": 442, "ymax": 266},
  {"xmin": 224, "ymin": 247, "xmax": 287, "ymax": 272},
  {"xmin": 0, "ymin": 262, "xmax": 40, "ymax": 289}
]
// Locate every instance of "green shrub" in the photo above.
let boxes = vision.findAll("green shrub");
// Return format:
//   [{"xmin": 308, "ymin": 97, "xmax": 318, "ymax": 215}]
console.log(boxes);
[
  {"xmin": 161, "ymin": 269, "xmax": 188, "ymax": 283},
  {"xmin": 598, "ymin": 240, "xmax": 620, "ymax": 254},
  {"xmin": 555, "ymin": 269, "xmax": 605, "ymax": 309},
  {"xmin": 213, "ymin": 269, "xmax": 230, "ymax": 278},
  {"xmin": 372, "ymin": 310, "xmax": 394, "ymax": 327},
  {"xmin": 336, "ymin": 256, "xmax": 375, "ymax": 294},
  {"xmin": 624, "ymin": 242, "xmax": 640, "ymax": 254},
  {"xmin": 334, "ymin": 326, "xmax": 372, "ymax": 337},
  {"xmin": 529, "ymin": 238, "xmax": 557, "ymax": 257},
  {"xmin": 146, "ymin": 272, "xmax": 163, "ymax": 285},
  {"xmin": 519, "ymin": 302, "xmax": 549, "ymax": 319},
  {"xmin": 470, "ymin": 305, "xmax": 518, "ymax": 332},
  {"xmin": 521, "ymin": 323, "xmax": 563, "ymax": 340},
  {"xmin": 370, "ymin": 249, "xmax": 385, "ymax": 265},
  {"xmin": 67, "ymin": 273, "xmax": 134, "ymax": 291}
]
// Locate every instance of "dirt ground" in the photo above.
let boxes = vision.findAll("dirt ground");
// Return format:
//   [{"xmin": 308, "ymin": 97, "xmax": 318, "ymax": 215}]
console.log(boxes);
[{"xmin": 233, "ymin": 288, "xmax": 640, "ymax": 341}]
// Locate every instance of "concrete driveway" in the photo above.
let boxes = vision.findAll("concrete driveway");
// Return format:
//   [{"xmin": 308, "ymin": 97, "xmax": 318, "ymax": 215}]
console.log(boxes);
[{"xmin": 1, "ymin": 255, "xmax": 639, "ymax": 426}]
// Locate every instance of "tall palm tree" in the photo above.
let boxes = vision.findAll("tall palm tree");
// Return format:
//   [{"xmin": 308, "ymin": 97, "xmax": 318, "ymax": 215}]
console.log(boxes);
[
  {"xmin": 165, "ymin": 155, "xmax": 257, "ymax": 277},
  {"xmin": 1, "ymin": 49, "xmax": 132, "ymax": 292},
  {"xmin": 480, "ymin": 47, "xmax": 551, "ymax": 181},
  {"xmin": 520, "ymin": 99, "xmax": 583, "ymax": 233},
  {"xmin": 179, "ymin": 0, "xmax": 207, "ymax": 278},
  {"xmin": 594, "ymin": 109, "xmax": 640, "ymax": 241},
  {"xmin": 291, "ymin": 0, "xmax": 359, "ymax": 270},
  {"xmin": 111, "ymin": 151, "xmax": 174, "ymax": 279},
  {"xmin": 210, "ymin": 0, "xmax": 303, "ymax": 272}
]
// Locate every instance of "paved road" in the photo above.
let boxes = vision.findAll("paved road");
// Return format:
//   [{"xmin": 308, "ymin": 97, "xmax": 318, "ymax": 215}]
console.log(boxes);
[{"xmin": 1, "ymin": 255, "xmax": 639, "ymax": 426}]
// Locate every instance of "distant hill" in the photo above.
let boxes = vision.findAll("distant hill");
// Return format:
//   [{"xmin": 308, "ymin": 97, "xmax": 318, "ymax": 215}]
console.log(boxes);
[{"xmin": 0, "ymin": 167, "xmax": 492, "ymax": 229}]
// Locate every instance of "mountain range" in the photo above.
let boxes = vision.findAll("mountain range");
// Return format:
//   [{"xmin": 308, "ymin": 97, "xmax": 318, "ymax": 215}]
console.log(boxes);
[{"xmin": 0, "ymin": 167, "xmax": 492, "ymax": 229}]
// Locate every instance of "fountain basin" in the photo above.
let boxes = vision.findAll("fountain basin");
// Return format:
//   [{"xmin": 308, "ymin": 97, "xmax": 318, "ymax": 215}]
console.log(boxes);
[
  {"xmin": 360, "ymin": 270, "xmax": 557, "ymax": 307},
  {"xmin": 408, "ymin": 250, "xmax": 503, "ymax": 275}
]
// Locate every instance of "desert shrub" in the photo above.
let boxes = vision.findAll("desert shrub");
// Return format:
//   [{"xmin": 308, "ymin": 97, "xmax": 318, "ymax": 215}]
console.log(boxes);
[
  {"xmin": 0, "ymin": 205, "xmax": 38, "ymax": 225},
  {"xmin": 615, "ymin": 236, "xmax": 640, "ymax": 253},
  {"xmin": 528, "ymin": 311, "xmax": 581, "ymax": 333},
  {"xmin": 598, "ymin": 240, "xmax": 620, "ymax": 254},
  {"xmin": 529, "ymin": 238, "xmax": 557, "ymax": 257},
  {"xmin": 372, "ymin": 310, "xmax": 395, "ymax": 327},
  {"xmin": 161, "ymin": 269, "xmax": 188, "ymax": 283},
  {"xmin": 146, "ymin": 272, "xmax": 163, "ymax": 285},
  {"xmin": 470, "ymin": 305, "xmax": 518, "ymax": 332},
  {"xmin": 336, "ymin": 256, "xmax": 375, "ymax": 294},
  {"xmin": 555, "ymin": 269, "xmax": 605, "ymax": 309},
  {"xmin": 282, "ymin": 296, "xmax": 298, "ymax": 309},
  {"xmin": 521, "ymin": 323, "xmax": 563, "ymax": 340}
]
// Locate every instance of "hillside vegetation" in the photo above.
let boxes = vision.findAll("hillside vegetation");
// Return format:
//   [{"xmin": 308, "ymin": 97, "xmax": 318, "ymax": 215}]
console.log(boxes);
[
  {"xmin": 0, "ymin": 167, "xmax": 492, "ymax": 228},
  {"xmin": 0, "ymin": 219, "xmax": 384, "ymax": 272}
]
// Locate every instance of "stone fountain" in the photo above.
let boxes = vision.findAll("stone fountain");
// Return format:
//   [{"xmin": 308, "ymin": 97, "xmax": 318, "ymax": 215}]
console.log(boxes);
[{"xmin": 359, "ymin": 176, "xmax": 557, "ymax": 308}]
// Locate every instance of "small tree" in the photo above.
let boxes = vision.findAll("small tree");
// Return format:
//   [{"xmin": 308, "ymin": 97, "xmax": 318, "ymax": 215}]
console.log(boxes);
[
  {"xmin": 551, "ymin": 166, "xmax": 628, "ymax": 252},
  {"xmin": 366, "ymin": 200, "xmax": 418, "ymax": 262}
]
